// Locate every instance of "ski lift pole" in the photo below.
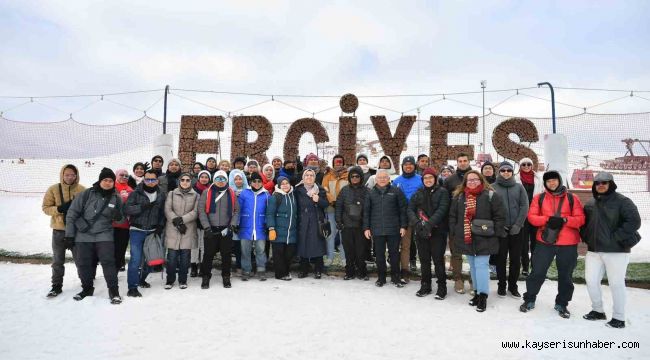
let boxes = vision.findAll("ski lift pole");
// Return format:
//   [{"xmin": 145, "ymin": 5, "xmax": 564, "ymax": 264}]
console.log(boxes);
[
  {"xmin": 537, "ymin": 82, "xmax": 556, "ymax": 133},
  {"xmin": 163, "ymin": 85, "xmax": 170, "ymax": 134}
]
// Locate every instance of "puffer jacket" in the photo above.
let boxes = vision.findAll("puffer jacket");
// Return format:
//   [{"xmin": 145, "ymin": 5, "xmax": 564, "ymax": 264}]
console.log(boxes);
[
  {"xmin": 42, "ymin": 164, "xmax": 86, "ymax": 230},
  {"xmin": 528, "ymin": 188, "xmax": 585, "ymax": 246},
  {"xmin": 164, "ymin": 187, "xmax": 199, "ymax": 250},
  {"xmin": 335, "ymin": 167, "xmax": 369, "ymax": 228},
  {"xmin": 238, "ymin": 187, "xmax": 270, "ymax": 240},
  {"xmin": 393, "ymin": 172, "xmax": 423, "ymax": 203},
  {"xmin": 363, "ymin": 184, "xmax": 408, "ymax": 236},
  {"xmin": 581, "ymin": 182, "xmax": 641, "ymax": 253},
  {"xmin": 266, "ymin": 185, "xmax": 298, "ymax": 244},
  {"xmin": 449, "ymin": 189, "xmax": 507, "ymax": 255},
  {"xmin": 65, "ymin": 184, "xmax": 123, "ymax": 243},
  {"xmin": 491, "ymin": 176, "xmax": 529, "ymax": 228},
  {"xmin": 125, "ymin": 184, "xmax": 167, "ymax": 231},
  {"xmin": 407, "ymin": 184, "xmax": 450, "ymax": 231}
]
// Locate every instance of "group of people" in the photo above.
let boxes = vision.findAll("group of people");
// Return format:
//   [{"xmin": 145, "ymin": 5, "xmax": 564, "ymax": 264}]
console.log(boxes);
[{"xmin": 41, "ymin": 151, "xmax": 641, "ymax": 329}]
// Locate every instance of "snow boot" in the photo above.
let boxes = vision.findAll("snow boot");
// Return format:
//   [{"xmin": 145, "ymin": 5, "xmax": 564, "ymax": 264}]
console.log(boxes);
[
  {"xmin": 127, "ymin": 288, "xmax": 142, "ymax": 297},
  {"xmin": 606, "ymin": 319, "xmax": 625, "ymax": 329},
  {"xmin": 108, "ymin": 287, "xmax": 122, "ymax": 305},
  {"xmin": 497, "ymin": 283, "xmax": 507, "ymax": 298},
  {"xmin": 138, "ymin": 280, "xmax": 151, "ymax": 288},
  {"xmin": 583, "ymin": 311, "xmax": 607, "ymax": 321},
  {"xmin": 476, "ymin": 293, "xmax": 488, "ymax": 312},
  {"xmin": 435, "ymin": 286, "xmax": 447, "ymax": 300},
  {"xmin": 47, "ymin": 284, "xmax": 62, "ymax": 298},
  {"xmin": 554, "ymin": 304, "xmax": 571, "ymax": 319},
  {"xmin": 469, "ymin": 294, "xmax": 480, "ymax": 306},
  {"xmin": 73, "ymin": 286, "xmax": 94, "ymax": 301},
  {"xmin": 190, "ymin": 263, "xmax": 198, "ymax": 278},
  {"xmin": 201, "ymin": 274, "xmax": 211, "ymax": 289},
  {"xmin": 416, "ymin": 283, "xmax": 432, "ymax": 297},
  {"xmin": 519, "ymin": 301, "xmax": 535, "ymax": 313},
  {"xmin": 222, "ymin": 276, "xmax": 232, "ymax": 288}
]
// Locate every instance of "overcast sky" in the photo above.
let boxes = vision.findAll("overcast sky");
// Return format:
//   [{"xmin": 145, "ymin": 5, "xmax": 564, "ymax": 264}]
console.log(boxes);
[{"xmin": 1, "ymin": 0, "xmax": 649, "ymax": 124}]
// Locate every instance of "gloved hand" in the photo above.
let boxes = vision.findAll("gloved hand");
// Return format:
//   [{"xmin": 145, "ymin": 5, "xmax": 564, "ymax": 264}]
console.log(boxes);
[
  {"xmin": 172, "ymin": 217, "xmax": 183, "ymax": 227},
  {"xmin": 177, "ymin": 223, "xmax": 187, "ymax": 235},
  {"xmin": 509, "ymin": 224, "xmax": 522, "ymax": 235},
  {"xmin": 546, "ymin": 216, "xmax": 564, "ymax": 230},
  {"xmin": 154, "ymin": 225, "xmax": 164, "ymax": 236},
  {"xmin": 268, "ymin": 229, "xmax": 277, "ymax": 241},
  {"xmin": 112, "ymin": 209, "xmax": 122, "ymax": 222},
  {"xmin": 143, "ymin": 162, "xmax": 151, "ymax": 170},
  {"xmin": 57, "ymin": 201, "xmax": 72, "ymax": 214},
  {"xmin": 64, "ymin": 237, "xmax": 75, "ymax": 250},
  {"xmin": 336, "ymin": 222, "xmax": 344, "ymax": 231}
]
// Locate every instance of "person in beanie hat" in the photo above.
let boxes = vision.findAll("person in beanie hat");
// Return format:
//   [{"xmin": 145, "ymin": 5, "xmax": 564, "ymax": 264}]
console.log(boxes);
[
  {"xmin": 65, "ymin": 167, "xmax": 124, "ymax": 304},
  {"xmin": 271, "ymin": 156, "xmax": 283, "ymax": 182},
  {"xmin": 279, "ymin": 158, "xmax": 298, "ymax": 186},
  {"xmin": 491, "ymin": 161, "xmax": 529, "ymax": 298},
  {"xmin": 407, "ymin": 167, "xmax": 450, "ymax": 299},
  {"xmin": 113, "ymin": 169, "xmax": 133, "ymax": 272},
  {"xmin": 392, "ymin": 155, "xmax": 423, "ymax": 282},
  {"xmin": 438, "ymin": 165, "xmax": 454, "ymax": 186},
  {"xmin": 151, "ymin": 155, "xmax": 164, "ymax": 177},
  {"xmin": 356, "ymin": 153, "xmax": 373, "ymax": 185},
  {"xmin": 581, "ymin": 172, "xmax": 641, "ymax": 328},
  {"xmin": 238, "ymin": 171, "xmax": 271, "ymax": 281},
  {"xmin": 42, "ymin": 164, "xmax": 86, "ymax": 297},
  {"xmin": 520, "ymin": 170, "xmax": 585, "ymax": 318},
  {"xmin": 515, "ymin": 157, "xmax": 544, "ymax": 277},
  {"xmin": 481, "ymin": 161, "xmax": 496, "ymax": 184}
]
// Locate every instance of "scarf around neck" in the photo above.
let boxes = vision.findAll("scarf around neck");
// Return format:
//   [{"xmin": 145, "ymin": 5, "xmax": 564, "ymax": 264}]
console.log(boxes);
[{"xmin": 463, "ymin": 184, "xmax": 484, "ymax": 245}]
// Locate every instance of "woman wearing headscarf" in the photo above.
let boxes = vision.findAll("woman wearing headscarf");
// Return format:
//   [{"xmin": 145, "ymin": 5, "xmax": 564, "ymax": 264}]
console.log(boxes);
[
  {"xmin": 190, "ymin": 170, "xmax": 212, "ymax": 277},
  {"xmin": 261, "ymin": 163, "xmax": 276, "ymax": 194},
  {"xmin": 295, "ymin": 169, "xmax": 329, "ymax": 279}
]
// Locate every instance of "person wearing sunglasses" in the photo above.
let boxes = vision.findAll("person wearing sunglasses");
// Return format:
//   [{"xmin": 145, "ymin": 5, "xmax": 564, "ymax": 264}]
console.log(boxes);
[
  {"xmin": 491, "ymin": 162, "xmax": 529, "ymax": 298},
  {"xmin": 150, "ymin": 155, "xmax": 165, "ymax": 177},
  {"xmin": 113, "ymin": 169, "xmax": 134, "ymax": 272},
  {"xmin": 514, "ymin": 157, "xmax": 544, "ymax": 277},
  {"xmin": 198, "ymin": 170, "xmax": 240, "ymax": 289},
  {"xmin": 238, "ymin": 172, "xmax": 271, "ymax": 281},
  {"xmin": 124, "ymin": 169, "xmax": 167, "ymax": 298},
  {"xmin": 581, "ymin": 172, "xmax": 641, "ymax": 329},
  {"xmin": 163, "ymin": 173, "xmax": 199, "ymax": 290},
  {"xmin": 449, "ymin": 170, "xmax": 506, "ymax": 312}
]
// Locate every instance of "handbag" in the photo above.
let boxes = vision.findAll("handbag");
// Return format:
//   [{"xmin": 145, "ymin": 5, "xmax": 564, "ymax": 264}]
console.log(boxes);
[
  {"xmin": 541, "ymin": 196, "xmax": 566, "ymax": 244},
  {"xmin": 470, "ymin": 219, "xmax": 495, "ymax": 237}
]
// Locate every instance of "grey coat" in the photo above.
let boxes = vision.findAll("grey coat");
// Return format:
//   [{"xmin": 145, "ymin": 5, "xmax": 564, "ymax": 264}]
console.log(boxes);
[
  {"xmin": 491, "ymin": 176, "xmax": 529, "ymax": 229},
  {"xmin": 164, "ymin": 188, "xmax": 199, "ymax": 250},
  {"xmin": 198, "ymin": 185, "xmax": 240, "ymax": 229},
  {"xmin": 65, "ymin": 185, "xmax": 123, "ymax": 243}
]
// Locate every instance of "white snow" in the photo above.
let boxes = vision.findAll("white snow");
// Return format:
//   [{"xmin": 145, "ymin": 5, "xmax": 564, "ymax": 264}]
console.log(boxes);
[
  {"xmin": 0, "ymin": 262, "xmax": 647, "ymax": 360},
  {"xmin": 3, "ymin": 195, "xmax": 650, "ymax": 262}
]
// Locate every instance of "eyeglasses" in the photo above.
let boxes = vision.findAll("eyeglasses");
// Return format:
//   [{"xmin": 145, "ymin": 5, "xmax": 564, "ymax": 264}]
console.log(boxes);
[
  {"xmin": 180, "ymin": 179, "xmax": 191, "ymax": 183},
  {"xmin": 594, "ymin": 181, "xmax": 609, "ymax": 186},
  {"xmin": 466, "ymin": 179, "xmax": 481, "ymax": 183},
  {"xmin": 144, "ymin": 178, "xmax": 158, "ymax": 183},
  {"xmin": 153, "ymin": 159, "xmax": 163, "ymax": 163},
  {"xmin": 499, "ymin": 169, "xmax": 513, "ymax": 173},
  {"xmin": 521, "ymin": 163, "xmax": 532, "ymax": 167}
]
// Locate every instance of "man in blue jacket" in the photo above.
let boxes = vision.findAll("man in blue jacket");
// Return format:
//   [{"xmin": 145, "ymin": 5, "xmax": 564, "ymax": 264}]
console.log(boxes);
[{"xmin": 392, "ymin": 156, "xmax": 423, "ymax": 281}]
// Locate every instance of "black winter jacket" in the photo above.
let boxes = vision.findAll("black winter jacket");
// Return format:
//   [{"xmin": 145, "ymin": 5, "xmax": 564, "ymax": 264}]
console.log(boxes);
[
  {"xmin": 449, "ymin": 190, "xmax": 507, "ymax": 256},
  {"xmin": 336, "ymin": 183, "xmax": 369, "ymax": 228},
  {"xmin": 407, "ymin": 185, "xmax": 450, "ymax": 233},
  {"xmin": 363, "ymin": 184, "xmax": 408, "ymax": 236},
  {"xmin": 581, "ymin": 191, "xmax": 641, "ymax": 253},
  {"xmin": 125, "ymin": 184, "xmax": 167, "ymax": 230}
]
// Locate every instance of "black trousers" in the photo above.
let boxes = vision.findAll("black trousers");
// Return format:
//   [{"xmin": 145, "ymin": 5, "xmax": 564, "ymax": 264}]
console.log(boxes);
[
  {"xmin": 75, "ymin": 241, "xmax": 118, "ymax": 290},
  {"xmin": 272, "ymin": 243, "xmax": 296, "ymax": 279},
  {"xmin": 496, "ymin": 233, "xmax": 523, "ymax": 290},
  {"xmin": 523, "ymin": 243, "xmax": 577, "ymax": 306},
  {"xmin": 374, "ymin": 234, "xmax": 400, "ymax": 281},
  {"xmin": 342, "ymin": 228, "xmax": 368, "ymax": 277},
  {"xmin": 51, "ymin": 229, "xmax": 77, "ymax": 286},
  {"xmin": 202, "ymin": 229, "xmax": 232, "ymax": 278},
  {"xmin": 521, "ymin": 220, "xmax": 537, "ymax": 272},
  {"xmin": 113, "ymin": 228, "xmax": 130, "ymax": 269},
  {"xmin": 416, "ymin": 233, "xmax": 447, "ymax": 288},
  {"xmin": 300, "ymin": 257, "xmax": 324, "ymax": 274},
  {"xmin": 410, "ymin": 231, "xmax": 418, "ymax": 262}
]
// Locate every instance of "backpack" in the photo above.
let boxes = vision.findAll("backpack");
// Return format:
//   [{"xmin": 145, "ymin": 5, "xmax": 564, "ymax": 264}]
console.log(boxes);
[{"xmin": 143, "ymin": 232, "xmax": 165, "ymax": 266}]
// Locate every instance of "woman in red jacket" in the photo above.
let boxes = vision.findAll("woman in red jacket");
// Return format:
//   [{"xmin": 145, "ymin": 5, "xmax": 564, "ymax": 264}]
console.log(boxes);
[
  {"xmin": 520, "ymin": 170, "xmax": 585, "ymax": 318},
  {"xmin": 113, "ymin": 169, "xmax": 134, "ymax": 271}
]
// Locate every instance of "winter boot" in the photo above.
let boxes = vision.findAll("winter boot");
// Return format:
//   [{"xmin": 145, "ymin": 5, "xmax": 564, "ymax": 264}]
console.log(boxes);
[
  {"xmin": 222, "ymin": 276, "xmax": 232, "ymax": 288},
  {"xmin": 127, "ymin": 288, "xmax": 142, "ymax": 297},
  {"xmin": 469, "ymin": 294, "xmax": 480, "ymax": 306},
  {"xmin": 554, "ymin": 304, "xmax": 571, "ymax": 319},
  {"xmin": 401, "ymin": 269, "xmax": 410, "ymax": 283},
  {"xmin": 435, "ymin": 286, "xmax": 447, "ymax": 300},
  {"xmin": 164, "ymin": 282, "xmax": 174, "ymax": 290},
  {"xmin": 454, "ymin": 279, "xmax": 465, "ymax": 294},
  {"xmin": 508, "ymin": 287, "xmax": 521, "ymax": 298},
  {"xmin": 190, "ymin": 263, "xmax": 198, "ymax": 278},
  {"xmin": 519, "ymin": 301, "xmax": 535, "ymax": 313},
  {"xmin": 201, "ymin": 274, "xmax": 211, "ymax": 289},
  {"xmin": 497, "ymin": 283, "xmax": 507, "ymax": 298},
  {"xmin": 108, "ymin": 287, "xmax": 122, "ymax": 305},
  {"xmin": 476, "ymin": 293, "xmax": 488, "ymax": 312},
  {"xmin": 47, "ymin": 284, "xmax": 63, "ymax": 298},
  {"xmin": 416, "ymin": 282, "xmax": 432, "ymax": 297},
  {"xmin": 73, "ymin": 286, "xmax": 94, "ymax": 301},
  {"xmin": 583, "ymin": 311, "xmax": 607, "ymax": 321},
  {"xmin": 606, "ymin": 319, "xmax": 625, "ymax": 329},
  {"xmin": 375, "ymin": 273, "xmax": 387, "ymax": 287},
  {"xmin": 138, "ymin": 280, "xmax": 151, "ymax": 288}
]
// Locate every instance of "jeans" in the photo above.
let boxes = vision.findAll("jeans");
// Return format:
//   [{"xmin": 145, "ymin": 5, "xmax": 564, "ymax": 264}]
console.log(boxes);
[
  {"xmin": 166, "ymin": 249, "xmax": 191, "ymax": 284},
  {"xmin": 373, "ymin": 234, "xmax": 401, "ymax": 281},
  {"xmin": 523, "ymin": 243, "xmax": 577, "ymax": 306},
  {"xmin": 466, "ymin": 255, "xmax": 490, "ymax": 295},
  {"xmin": 585, "ymin": 251, "xmax": 630, "ymax": 321},
  {"xmin": 241, "ymin": 240, "xmax": 267, "ymax": 273},
  {"xmin": 326, "ymin": 211, "xmax": 344, "ymax": 262},
  {"xmin": 521, "ymin": 220, "xmax": 537, "ymax": 273},
  {"xmin": 127, "ymin": 229, "xmax": 153, "ymax": 289}
]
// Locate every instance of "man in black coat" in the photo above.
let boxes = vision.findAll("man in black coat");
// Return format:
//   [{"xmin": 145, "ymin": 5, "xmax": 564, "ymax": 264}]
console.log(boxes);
[
  {"xmin": 363, "ymin": 169, "xmax": 408, "ymax": 287},
  {"xmin": 336, "ymin": 166, "xmax": 370, "ymax": 280},
  {"xmin": 581, "ymin": 172, "xmax": 641, "ymax": 329},
  {"xmin": 407, "ymin": 168, "xmax": 449, "ymax": 299}
]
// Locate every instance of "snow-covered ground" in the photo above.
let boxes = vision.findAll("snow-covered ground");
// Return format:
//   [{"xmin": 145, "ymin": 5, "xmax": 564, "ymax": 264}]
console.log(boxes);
[
  {"xmin": 0, "ymin": 262, "xmax": 647, "ymax": 360},
  {"xmin": 2, "ymin": 195, "xmax": 649, "ymax": 262}
]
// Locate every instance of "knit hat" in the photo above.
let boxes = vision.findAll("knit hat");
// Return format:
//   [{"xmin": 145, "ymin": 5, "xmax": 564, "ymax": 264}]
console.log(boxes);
[
  {"xmin": 276, "ymin": 176, "xmax": 289, "ymax": 185},
  {"xmin": 356, "ymin": 154, "xmax": 369, "ymax": 163},
  {"xmin": 246, "ymin": 160, "xmax": 260, "ymax": 169},
  {"xmin": 197, "ymin": 170, "xmax": 212, "ymax": 181},
  {"xmin": 481, "ymin": 161, "xmax": 495, "ymax": 172},
  {"xmin": 519, "ymin": 157, "xmax": 534, "ymax": 166},
  {"xmin": 213, "ymin": 170, "xmax": 228, "ymax": 182},
  {"xmin": 304, "ymin": 153, "xmax": 319, "ymax": 165},
  {"xmin": 115, "ymin": 169, "xmax": 128, "ymax": 181},
  {"xmin": 422, "ymin": 167, "xmax": 437, "ymax": 180},
  {"xmin": 594, "ymin": 172, "xmax": 614, "ymax": 182},
  {"xmin": 498, "ymin": 161, "xmax": 514, "ymax": 172},
  {"xmin": 543, "ymin": 170, "xmax": 562, "ymax": 183},
  {"xmin": 272, "ymin": 156, "xmax": 283, "ymax": 163},
  {"xmin": 151, "ymin": 155, "xmax": 164, "ymax": 164},
  {"xmin": 402, "ymin": 156, "xmax": 416, "ymax": 166},
  {"xmin": 168, "ymin": 158, "xmax": 182, "ymax": 168},
  {"xmin": 98, "ymin": 167, "xmax": 116, "ymax": 182},
  {"xmin": 250, "ymin": 172, "xmax": 263, "ymax": 182},
  {"xmin": 440, "ymin": 165, "xmax": 454, "ymax": 173}
]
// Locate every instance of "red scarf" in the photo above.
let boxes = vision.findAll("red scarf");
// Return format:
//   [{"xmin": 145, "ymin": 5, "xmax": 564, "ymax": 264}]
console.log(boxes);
[
  {"xmin": 519, "ymin": 170, "xmax": 535, "ymax": 185},
  {"xmin": 463, "ymin": 184, "xmax": 484, "ymax": 244}
]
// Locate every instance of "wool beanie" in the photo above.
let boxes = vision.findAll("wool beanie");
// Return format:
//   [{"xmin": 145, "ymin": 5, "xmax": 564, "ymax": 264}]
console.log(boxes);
[{"xmin": 98, "ymin": 167, "xmax": 116, "ymax": 182}]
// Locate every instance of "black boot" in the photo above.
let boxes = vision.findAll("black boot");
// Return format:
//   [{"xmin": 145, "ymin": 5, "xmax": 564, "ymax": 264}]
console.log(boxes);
[
  {"xmin": 201, "ymin": 274, "xmax": 211, "ymax": 289},
  {"xmin": 108, "ymin": 287, "xmax": 122, "ymax": 305},
  {"xmin": 73, "ymin": 286, "xmax": 94, "ymax": 301},
  {"xmin": 375, "ymin": 273, "xmax": 386, "ymax": 287},
  {"xmin": 469, "ymin": 294, "xmax": 480, "ymax": 306},
  {"xmin": 435, "ymin": 286, "xmax": 447, "ymax": 300},
  {"xmin": 416, "ymin": 282, "xmax": 432, "ymax": 297},
  {"xmin": 476, "ymin": 293, "xmax": 488, "ymax": 312},
  {"xmin": 190, "ymin": 263, "xmax": 198, "ymax": 278},
  {"xmin": 47, "ymin": 284, "xmax": 63, "ymax": 298},
  {"xmin": 222, "ymin": 276, "xmax": 232, "ymax": 288},
  {"xmin": 497, "ymin": 283, "xmax": 507, "ymax": 297},
  {"xmin": 583, "ymin": 311, "xmax": 607, "ymax": 321}
]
